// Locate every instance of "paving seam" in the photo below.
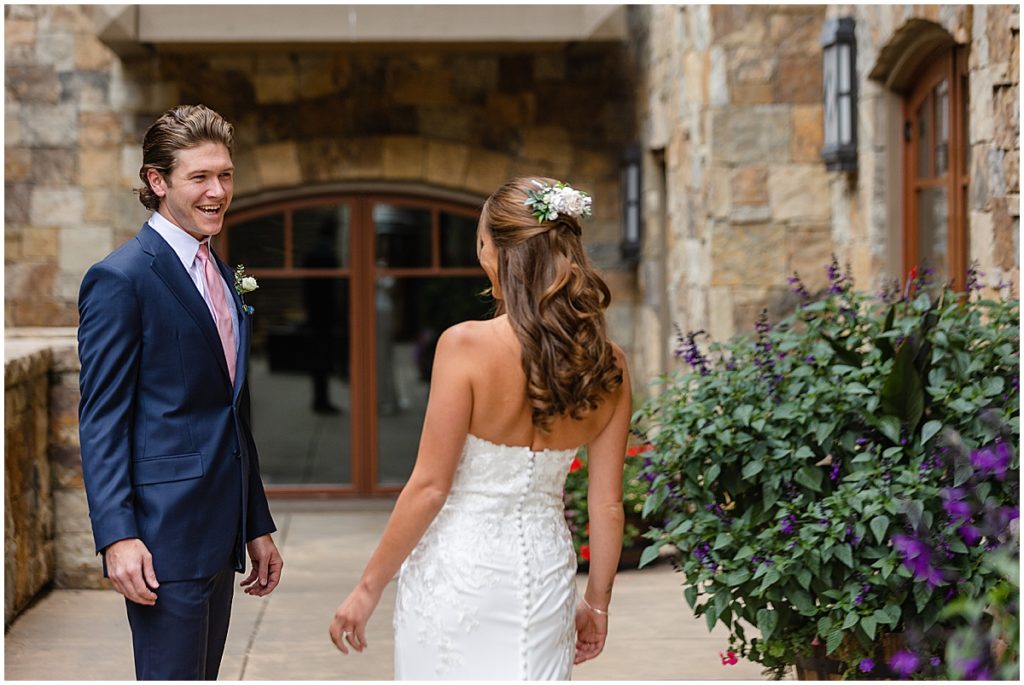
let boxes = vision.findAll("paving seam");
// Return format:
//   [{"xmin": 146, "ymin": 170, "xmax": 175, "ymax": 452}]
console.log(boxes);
[{"xmin": 238, "ymin": 512, "xmax": 293, "ymax": 680}]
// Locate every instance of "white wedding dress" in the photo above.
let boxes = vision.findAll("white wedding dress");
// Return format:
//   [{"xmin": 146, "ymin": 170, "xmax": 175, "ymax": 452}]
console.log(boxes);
[{"xmin": 394, "ymin": 434, "xmax": 579, "ymax": 680}]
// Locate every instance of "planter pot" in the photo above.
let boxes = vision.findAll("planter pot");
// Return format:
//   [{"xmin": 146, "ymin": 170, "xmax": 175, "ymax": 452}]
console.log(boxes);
[{"xmin": 795, "ymin": 633, "xmax": 905, "ymax": 680}]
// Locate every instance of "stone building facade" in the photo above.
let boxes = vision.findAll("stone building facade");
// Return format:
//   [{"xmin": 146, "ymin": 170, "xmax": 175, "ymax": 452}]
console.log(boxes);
[
  {"xmin": 628, "ymin": 4, "xmax": 1019, "ymax": 385},
  {"xmin": 3, "ymin": 3, "xmax": 1020, "ymax": 607}
]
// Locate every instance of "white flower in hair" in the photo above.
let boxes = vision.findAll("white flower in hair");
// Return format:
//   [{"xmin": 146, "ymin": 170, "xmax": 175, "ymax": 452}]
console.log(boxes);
[{"xmin": 524, "ymin": 180, "xmax": 593, "ymax": 223}]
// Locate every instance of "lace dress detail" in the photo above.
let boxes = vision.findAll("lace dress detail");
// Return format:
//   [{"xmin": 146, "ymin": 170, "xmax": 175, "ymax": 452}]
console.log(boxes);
[{"xmin": 394, "ymin": 434, "xmax": 578, "ymax": 680}]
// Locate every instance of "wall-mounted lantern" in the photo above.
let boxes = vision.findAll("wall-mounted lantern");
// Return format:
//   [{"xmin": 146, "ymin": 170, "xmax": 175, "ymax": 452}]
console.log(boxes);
[
  {"xmin": 620, "ymin": 144, "xmax": 642, "ymax": 265},
  {"xmin": 821, "ymin": 17, "xmax": 857, "ymax": 172}
]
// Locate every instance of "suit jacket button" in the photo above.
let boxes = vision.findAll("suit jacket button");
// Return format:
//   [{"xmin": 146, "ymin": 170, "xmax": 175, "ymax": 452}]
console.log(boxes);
[{"xmin": 234, "ymin": 450, "xmax": 241, "ymax": 459}]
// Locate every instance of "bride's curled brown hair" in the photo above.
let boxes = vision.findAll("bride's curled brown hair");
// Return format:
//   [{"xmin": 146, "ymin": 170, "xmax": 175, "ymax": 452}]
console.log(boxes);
[{"xmin": 483, "ymin": 177, "xmax": 623, "ymax": 430}]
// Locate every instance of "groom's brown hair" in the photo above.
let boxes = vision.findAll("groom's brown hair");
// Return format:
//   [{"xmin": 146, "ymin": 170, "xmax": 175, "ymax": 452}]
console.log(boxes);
[{"xmin": 137, "ymin": 104, "xmax": 235, "ymax": 211}]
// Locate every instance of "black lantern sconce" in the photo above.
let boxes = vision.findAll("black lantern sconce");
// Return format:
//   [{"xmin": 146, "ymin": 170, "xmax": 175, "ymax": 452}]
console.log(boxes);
[
  {"xmin": 620, "ymin": 144, "xmax": 642, "ymax": 265},
  {"xmin": 821, "ymin": 17, "xmax": 857, "ymax": 172}
]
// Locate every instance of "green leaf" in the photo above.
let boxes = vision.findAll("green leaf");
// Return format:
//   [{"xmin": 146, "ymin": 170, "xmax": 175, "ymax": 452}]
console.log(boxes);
[
  {"xmin": 742, "ymin": 460, "xmax": 765, "ymax": 478},
  {"xmin": 842, "ymin": 611, "xmax": 859, "ymax": 629},
  {"xmin": 734, "ymin": 405, "xmax": 754, "ymax": 425},
  {"xmin": 639, "ymin": 544, "xmax": 661, "ymax": 569},
  {"xmin": 834, "ymin": 544, "xmax": 854, "ymax": 568},
  {"xmin": 684, "ymin": 584, "xmax": 698, "ymax": 609},
  {"xmin": 982, "ymin": 376, "xmax": 1005, "ymax": 396},
  {"xmin": 920, "ymin": 420, "xmax": 942, "ymax": 445},
  {"xmin": 705, "ymin": 604, "xmax": 718, "ymax": 632},
  {"xmin": 705, "ymin": 463, "xmax": 721, "ymax": 485},
  {"xmin": 869, "ymin": 515, "xmax": 890, "ymax": 544},
  {"xmin": 795, "ymin": 445, "xmax": 816, "ymax": 459},
  {"xmin": 794, "ymin": 465, "xmax": 823, "ymax": 492},
  {"xmin": 913, "ymin": 581, "xmax": 933, "ymax": 613},
  {"xmin": 790, "ymin": 589, "xmax": 816, "ymax": 615},
  {"xmin": 826, "ymin": 629, "xmax": 844, "ymax": 655},
  {"xmin": 861, "ymin": 614, "xmax": 877, "ymax": 640},
  {"xmin": 724, "ymin": 569, "xmax": 751, "ymax": 587},
  {"xmin": 796, "ymin": 568, "xmax": 812, "ymax": 590},
  {"xmin": 757, "ymin": 608, "xmax": 778, "ymax": 641},
  {"xmin": 713, "ymin": 533, "xmax": 732, "ymax": 550},
  {"xmin": 735, "ymin": 545, "xmax": 755, "ymax": 561},
  {"xmin": 881, "ymin": 342, "xmax": 924, "ymax": 432},
  {"xmin": 876, "ymin": 415, "xmax": 902, "ymax": 444}
]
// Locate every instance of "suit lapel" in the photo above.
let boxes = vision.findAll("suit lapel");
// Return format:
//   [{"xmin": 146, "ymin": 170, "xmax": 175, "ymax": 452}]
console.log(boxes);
[{"xmin": 137, "ymin": 224, "xmax": 232, "ymax": 387}]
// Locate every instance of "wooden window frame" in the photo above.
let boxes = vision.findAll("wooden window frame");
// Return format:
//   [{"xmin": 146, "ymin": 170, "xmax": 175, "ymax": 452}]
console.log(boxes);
[
  {"xmin": 223, "ymin": 193, "xmax": 484, "ymax": 497},
  {"xmin": 902, "ymin": 46, "xmax": 970, "ymax": 290}
]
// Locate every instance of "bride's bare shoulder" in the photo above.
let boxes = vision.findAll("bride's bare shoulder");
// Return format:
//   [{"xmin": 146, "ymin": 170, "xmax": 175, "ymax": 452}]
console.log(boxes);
[{"xmin": 437, "ymin": 317, "xmax": 510, "ymax": 356}]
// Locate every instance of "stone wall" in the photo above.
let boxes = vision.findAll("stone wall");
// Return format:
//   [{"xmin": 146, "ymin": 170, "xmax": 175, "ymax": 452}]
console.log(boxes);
[
  {"xmin": 827, "ymin": 4, "xmax": 1020, "ymax": 297},
  {"xmin": 629, "ymin": 4, "xmax": 1019, "ymax": 384},
  {"xmin": 629, "ymin": 5, "xmax": 832, "ymax": 385},
  {"xmin": 5, "ymin": 4, "xmax": 639, "ymax": 359},
  {"xmin": 4, "ymin": 345, "xmax": 54, "ymax": 625},
  {"xmin": 4, "ymin": 330, "xmax": 103, "ymax": 626}
]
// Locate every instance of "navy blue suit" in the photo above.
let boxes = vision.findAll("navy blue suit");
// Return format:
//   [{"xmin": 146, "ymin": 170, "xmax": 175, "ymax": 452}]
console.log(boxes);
[{"xmin": 78, "ymin": 222, "xmax": 276, "ymax": 678}]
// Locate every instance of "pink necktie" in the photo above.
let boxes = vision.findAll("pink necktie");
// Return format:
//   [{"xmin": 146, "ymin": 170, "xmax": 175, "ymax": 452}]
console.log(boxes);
[{"xmin": 196, "ymin": 243, "xmax": 237, "ymax": 383}]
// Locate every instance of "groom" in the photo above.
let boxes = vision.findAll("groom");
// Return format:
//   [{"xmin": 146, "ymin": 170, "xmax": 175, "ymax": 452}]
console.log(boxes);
[{"xmin": 78, "ymin": 104, "xmax": 283, "ymax": 680}]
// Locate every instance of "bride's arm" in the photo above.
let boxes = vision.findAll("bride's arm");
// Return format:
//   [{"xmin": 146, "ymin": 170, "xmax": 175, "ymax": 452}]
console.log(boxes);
[
  {"xmin": 330, "ymin": 325, "xmax": 474, "ymax": 654},
  {"xmin": 575, "ymin": 347, "xmax": 631, "ymax": 664}
]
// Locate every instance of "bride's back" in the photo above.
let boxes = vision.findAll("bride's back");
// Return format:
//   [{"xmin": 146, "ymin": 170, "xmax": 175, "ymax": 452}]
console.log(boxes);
[{"xmin": 462, "ymin": 314, "xmax": 623, "ymax": 452}]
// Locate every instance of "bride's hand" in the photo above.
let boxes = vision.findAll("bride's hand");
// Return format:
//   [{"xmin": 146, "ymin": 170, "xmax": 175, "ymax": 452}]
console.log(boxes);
[
  {"xmin": 330, "ymin": 586, "xmax": 380, "ymax": 655},
  {"xmin": 573, "ymin": 600, "xmax": 609, "ymax": 665}
]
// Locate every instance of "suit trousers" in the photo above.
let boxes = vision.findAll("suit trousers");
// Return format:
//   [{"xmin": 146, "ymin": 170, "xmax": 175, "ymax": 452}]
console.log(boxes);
[{"xmin": 125, "ymin": 564, "xmax": 235, "ymax": 680}]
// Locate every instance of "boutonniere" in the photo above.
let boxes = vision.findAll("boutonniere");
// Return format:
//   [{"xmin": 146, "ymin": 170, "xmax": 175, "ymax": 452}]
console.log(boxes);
[{"xmin": 234, "ymin": 264, "xmax": 258, "ymax": 315}]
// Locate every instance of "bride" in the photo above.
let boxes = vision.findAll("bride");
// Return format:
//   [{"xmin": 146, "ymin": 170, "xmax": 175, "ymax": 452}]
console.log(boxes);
[{"xmin": 329, "ymin": 177, "xmax": 630, "ymax": 679}]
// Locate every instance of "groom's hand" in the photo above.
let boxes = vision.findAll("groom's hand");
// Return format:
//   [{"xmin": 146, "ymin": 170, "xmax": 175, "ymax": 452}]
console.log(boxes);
[
  {"xmin": 104, "ymin": 538, "xmax": 159, "ymax": 606},
  {"xmin": 241, "ymin": 534, "xmax": 283, "ymax": 596}
]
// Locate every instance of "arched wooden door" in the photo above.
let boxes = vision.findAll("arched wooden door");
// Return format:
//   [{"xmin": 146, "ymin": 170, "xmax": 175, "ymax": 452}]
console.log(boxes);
[{"xmin": 220, "ymin": 194, "xmax": 490, "ymax": 495}]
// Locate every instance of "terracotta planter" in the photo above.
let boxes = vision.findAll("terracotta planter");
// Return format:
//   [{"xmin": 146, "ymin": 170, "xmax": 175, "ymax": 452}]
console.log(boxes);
[{"xmin": 795, "ymin": 633, "xmax": 905, "ymax": 680}]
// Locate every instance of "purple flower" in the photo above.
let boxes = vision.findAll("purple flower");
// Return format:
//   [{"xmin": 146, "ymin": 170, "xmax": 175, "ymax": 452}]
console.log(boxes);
[
  {"xmin": 941, "ymin": 488, "xmax": 972, "ymax": 524},
  {"xmin": 674, "ymin": 328, "xmax": 710, "ymax": 376},
  {"xmin": 970, "ymin": 442, "xmax": 1011, "ymax": 480},
  {"xmin": 829, "ymin": 461, "xmax": 841, "ymax": 482},
  {"xmin": 966, "ymin": 262, "xmax": 983, "ymax": 292},
  {"xmin": 889, "ymin": 650, "xmax": 920, "ymax": 678},
  {"xmin": 859, "ymin": 658, "xmax": 875, "ymax": 673},
  {"xmin": 929, "ymin": 656, "xmax": 942, "ymax": 667},
  {"xmin": 780, "ymin": 513, "xmax": 798, "ymax": 535},
  {"xmin": 804, "ymin": 354, "xmax": 816, "ymax": 364},
  {"xmin": 893, "ymin": 535, "xmax": 944, "ymax": 586},
  {"xmin": 788, "ymin": 272, "xmax": 810, "ymax": 300},
  {"xmin": 855, "ymin": 436, "xmax": 869, "ymax": 446}
]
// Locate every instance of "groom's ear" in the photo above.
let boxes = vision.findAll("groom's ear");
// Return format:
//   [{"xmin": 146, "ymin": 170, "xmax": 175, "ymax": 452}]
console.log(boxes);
[{"xmin": 146, "ymin": 167, "xmax": 168, "ymax": 199}]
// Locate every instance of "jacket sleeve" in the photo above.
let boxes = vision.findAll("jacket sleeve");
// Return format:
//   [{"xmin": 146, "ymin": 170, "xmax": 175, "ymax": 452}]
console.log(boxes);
[
  {"xmin": 240, "ymin": 382, "xmax": 277, "ymax": 541},
  {"xmin": 78, "ymin": 263, "xmax": 142, "ymax": 554}
]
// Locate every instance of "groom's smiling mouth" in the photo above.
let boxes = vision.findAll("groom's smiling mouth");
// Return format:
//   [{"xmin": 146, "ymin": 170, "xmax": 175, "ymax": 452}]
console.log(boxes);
[{"xmin": 197, "ymin": 204, "xmax": 223, "ymax": 217}]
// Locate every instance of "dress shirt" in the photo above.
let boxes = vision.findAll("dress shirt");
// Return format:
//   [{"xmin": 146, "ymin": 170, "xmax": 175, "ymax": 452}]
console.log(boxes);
[{"xmin": 148, "ymin": 212, "xmax": 240, "ymax": 355}]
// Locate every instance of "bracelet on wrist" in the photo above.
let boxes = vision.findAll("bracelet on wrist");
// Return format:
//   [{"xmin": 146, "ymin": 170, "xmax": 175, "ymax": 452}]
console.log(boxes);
[{"xmin": 581, "ymin": 596, "xmax": 609, "ymax": 616}]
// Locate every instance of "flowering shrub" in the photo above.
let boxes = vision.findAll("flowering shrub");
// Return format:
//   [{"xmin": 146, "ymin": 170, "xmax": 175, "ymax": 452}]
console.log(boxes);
[
  {"xmin": 564, "ymin": 444, "xmax": 651, "ymax": 564},
  {"xmin": 634, "ymin": 260, "xmax": 1019, "ymax": 678}
]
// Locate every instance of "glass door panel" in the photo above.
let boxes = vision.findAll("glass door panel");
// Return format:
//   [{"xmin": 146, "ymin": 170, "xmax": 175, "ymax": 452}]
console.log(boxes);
[
  {"xmin": 294, "ymin": 204, "xmax": 351, "ymax": 269},
  {"xmin": 917, "ymin": 187, "xmax": 949, "ymax": 284},
  {"xmin": 246, "ymin": 276, "xmax": 352, "ymax": 485},
  {"xmin": 375, "ymin": 276, "xmax": 491, "ymax": 486},
  {"xmin": 374, "ymin": 204, "xmax": 431, "ymax": 267},
  {"xmin": 229, "ymin": 213, "xmax": 285, "ymax": 268}
]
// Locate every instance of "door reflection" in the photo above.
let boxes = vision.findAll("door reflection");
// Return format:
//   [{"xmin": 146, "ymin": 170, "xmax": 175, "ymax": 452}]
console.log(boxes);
[
  {"xmin": 247, "ymin": 276, "xmax": 351, "ymax": 485},
  {"xmin": 376, "ymin": 276, "xmax": 491, "ymax": 485}
]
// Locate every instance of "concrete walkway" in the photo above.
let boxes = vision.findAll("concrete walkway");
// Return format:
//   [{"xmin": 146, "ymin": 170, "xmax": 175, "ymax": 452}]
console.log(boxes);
[{"xmin": 4, "ymin": 501, "xmax": 770, "ymax": 680}]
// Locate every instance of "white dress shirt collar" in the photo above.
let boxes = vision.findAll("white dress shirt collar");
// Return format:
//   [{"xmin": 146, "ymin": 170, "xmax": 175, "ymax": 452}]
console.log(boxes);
[{"xmin": 147, "ymin": 211, "xmax": 209, "ymax": 270}]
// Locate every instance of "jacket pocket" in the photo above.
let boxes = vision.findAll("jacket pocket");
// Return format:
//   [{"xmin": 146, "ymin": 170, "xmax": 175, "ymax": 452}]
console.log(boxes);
[{"xmin": 133, "ymin": 452, "xmax": 204, "ymax": 485}]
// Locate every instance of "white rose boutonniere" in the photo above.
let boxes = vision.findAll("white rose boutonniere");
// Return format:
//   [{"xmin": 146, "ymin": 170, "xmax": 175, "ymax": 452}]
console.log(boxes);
[{"xmin": 234, "ymin": 264, "xmax": 258, "ymax": 314}]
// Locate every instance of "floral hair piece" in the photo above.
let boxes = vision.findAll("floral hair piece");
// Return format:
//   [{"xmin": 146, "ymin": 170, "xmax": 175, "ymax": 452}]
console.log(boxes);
[{"xmin": 524, "ymin": 180, "xmax": 593, "ymax": 223}]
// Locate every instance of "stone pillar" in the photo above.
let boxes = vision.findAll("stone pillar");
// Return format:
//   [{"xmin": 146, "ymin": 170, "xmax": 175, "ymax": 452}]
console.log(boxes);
[{"xmin": 4, "ymin": 348, "xmax": 56, "ymax": 625}]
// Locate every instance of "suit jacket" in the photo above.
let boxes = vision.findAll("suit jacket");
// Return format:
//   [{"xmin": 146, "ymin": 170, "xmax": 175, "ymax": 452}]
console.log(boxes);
[{"xmin": 78, "ymin": 222, "xmax": 276, "ymax": 581}]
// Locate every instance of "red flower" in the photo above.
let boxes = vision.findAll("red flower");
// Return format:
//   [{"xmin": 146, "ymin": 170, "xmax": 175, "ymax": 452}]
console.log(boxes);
[
  {"xmin": 580, "ymin": 544, "xmax": 591, "ymax": 561},
  {"xmin": 626, "ymin": 444, "xmax": 654, "ymax": 458},
  {"xmin": 569, "ymin": 457, "xmax": 583, "ymax": 473},
  {"xmin": 720, "ymin": 651, "xmax": 738, "ymax": 666},
  {"xmin": 909, "ymin": 266, "xmax": 918, "ymax": 281}
]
